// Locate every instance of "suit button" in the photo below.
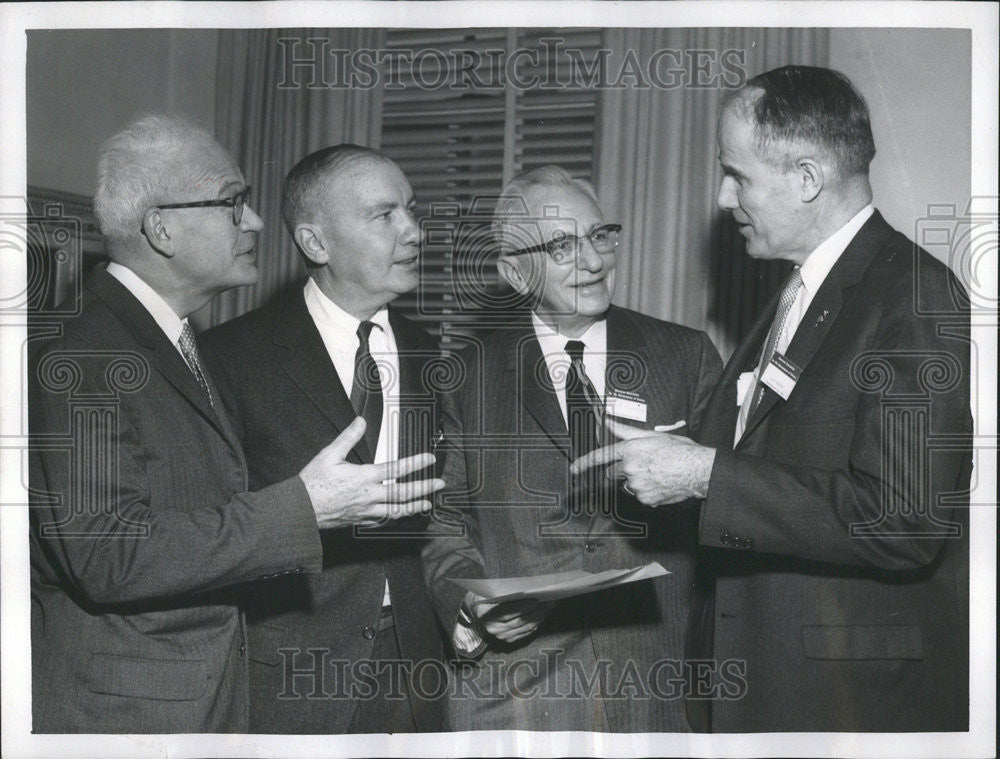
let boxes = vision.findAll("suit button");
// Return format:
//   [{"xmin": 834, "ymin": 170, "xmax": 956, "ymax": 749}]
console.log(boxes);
[
  {"xmin": 731, "ymin": 534, "xmax": 741, "ymax": 547},
  {"xmin": 362, "ymin": 626, "xmax": 376, "ymax": 640},
  {"xmin": 585, "ymin": 542, "xmax": 596, "ymax": 553},
  {"xmin": 744, "ymin": 537, "xmax": 753, "ymax": 549},
  {"xmin": 720, "ymin": 530, "xmax": 731, "ymax": 545},
  {"xmin": 239, "ymin": 642, "xmax": 246, "ymax": 656}
]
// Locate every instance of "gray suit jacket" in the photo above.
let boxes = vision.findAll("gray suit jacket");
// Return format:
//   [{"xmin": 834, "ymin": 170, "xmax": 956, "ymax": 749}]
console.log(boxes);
[
  {"xmin": 422, "ymin": 305, "xmax": 722, "ymax": 732},
  {"xmin": 29, "ymin": 266, "xmax": 322, "ymax": 733}
]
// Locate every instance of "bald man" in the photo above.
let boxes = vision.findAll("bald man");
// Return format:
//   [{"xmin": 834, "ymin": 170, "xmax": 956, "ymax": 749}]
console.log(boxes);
[{"xmin": 202, "ymin": 145, "xmax": 445, "ymax": 733}]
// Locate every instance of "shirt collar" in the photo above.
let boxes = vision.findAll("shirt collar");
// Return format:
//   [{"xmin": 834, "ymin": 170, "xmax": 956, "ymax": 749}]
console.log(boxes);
[
  {"xmin": 530, "ymin": 311, "xmax": 607, "ymax": 356},
  {"xmin": 304, "ymin": 278, "xmax": 389, "ymax": 335},
  {"xmin": 799, "ymin": 204, "xmax": 874, "ymax": 296},
  {"xmin": 106, "ymin": 261, "xmax": 186, "ymax": 345}
]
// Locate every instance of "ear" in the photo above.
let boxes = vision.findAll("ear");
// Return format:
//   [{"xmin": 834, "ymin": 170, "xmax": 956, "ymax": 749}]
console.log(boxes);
[
  {"xmin": 140, "ymin": 208, "xmax": 174, "ymax": 257},
  {"xmin": 294, "ymin": 224, "xmax": 329, "ymax": 266},
  {"xmin": 797, "ymin": 158, "xmax": 824, "ymax": 203},
  {"xmin": 497, "ymin": 255, "xmax": 531, "ymax": 296}
]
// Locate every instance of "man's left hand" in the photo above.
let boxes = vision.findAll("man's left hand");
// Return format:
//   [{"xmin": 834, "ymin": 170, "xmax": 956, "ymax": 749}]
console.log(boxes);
[{"xmin": 570, "ymin": 419, "xmax": 717, "ymax": 506}]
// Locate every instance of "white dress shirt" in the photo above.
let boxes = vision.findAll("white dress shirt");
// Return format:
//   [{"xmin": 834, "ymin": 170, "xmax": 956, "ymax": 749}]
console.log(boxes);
[
  {"xmin": 303, "ymin": 278, "xmax": 399, "ymax": 606},
  {"xmin": 734, "ymin": 204, "xmax": 874, "ymax": 443},
  {"xmin": 531, "ymin": 312, "xmax": 608, "ymax": 425},
  {"xmin": 106, "ymin": 262, "xmax": 193, "ymax": 365}
]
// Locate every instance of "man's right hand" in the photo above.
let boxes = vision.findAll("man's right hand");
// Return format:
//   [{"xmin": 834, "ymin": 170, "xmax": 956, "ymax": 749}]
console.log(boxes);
[
  {"xmin": 465, "ymin": 592, "xmax": 555, "ymax": 644},
  {"xmin": 298, "ymin": 417, "xmax": 445, "ymax": 529}
]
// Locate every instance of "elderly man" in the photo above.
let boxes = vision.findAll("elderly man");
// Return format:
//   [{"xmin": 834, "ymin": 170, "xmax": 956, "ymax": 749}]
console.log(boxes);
[
  {"xmin": 421, "ymin": 166, "xmax": 722, "ymax": 732},
  {"xmin": 202, "ymin": 145, "xmax": 445, "ymax": 733},
  {"xmin": 28, "ymin": 118, "xmax": 442, "ymax": 733},
  {"xmin": 574, "ymin": 66, "xmax": 971, "ymax": 732}
]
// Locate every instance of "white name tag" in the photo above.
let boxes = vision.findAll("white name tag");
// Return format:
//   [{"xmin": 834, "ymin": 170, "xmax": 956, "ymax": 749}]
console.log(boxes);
[
  {"xmin": 606, "ymin": 390, "xmax": 648, "ymax": 423},
  {"xmin": 760, "ymin": 352, "xmax": 801, "ymax": 401}
]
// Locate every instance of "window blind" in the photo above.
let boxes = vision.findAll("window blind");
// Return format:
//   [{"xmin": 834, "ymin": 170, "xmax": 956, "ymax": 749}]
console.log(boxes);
[{"xmin": 380, "ymin": 28, "xmax": 602, "ymax": 343}]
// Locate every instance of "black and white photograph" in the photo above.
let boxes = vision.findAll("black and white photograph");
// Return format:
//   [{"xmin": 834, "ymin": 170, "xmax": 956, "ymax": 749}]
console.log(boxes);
[{"xmin": 1, "ymin": 2, "xmax": 995, "ymax": 758}]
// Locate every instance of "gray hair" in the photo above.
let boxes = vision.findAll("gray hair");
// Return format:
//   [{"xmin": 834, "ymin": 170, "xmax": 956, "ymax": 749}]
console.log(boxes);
[
  {"xmin": 94, "ymin": 114, "xmax": 220, "ymax": 244},
  {"xmin": 491, "ymin": 166, "xmax": 600, "ymax": 254}
]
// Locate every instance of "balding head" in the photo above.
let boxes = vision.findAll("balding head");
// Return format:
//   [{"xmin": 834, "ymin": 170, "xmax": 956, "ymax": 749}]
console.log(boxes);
[{"xmin": 281, "ymin": 144, "xmax": 395, "ymax": 244}]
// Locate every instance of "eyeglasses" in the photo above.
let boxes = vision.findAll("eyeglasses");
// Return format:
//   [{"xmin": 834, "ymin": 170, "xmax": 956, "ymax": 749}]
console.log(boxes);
[
  {"xmin": 155, "ymin": 187, "xmax": 252, "ymax": 226},
  {"xmin": 506, "ymin": 223, "xmax": 622, "ymax": 264}
]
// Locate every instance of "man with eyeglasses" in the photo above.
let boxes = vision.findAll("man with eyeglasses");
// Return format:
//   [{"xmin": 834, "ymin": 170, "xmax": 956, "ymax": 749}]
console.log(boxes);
[
  {"xmin": 28, "ymin": 116, "xmax": 443, "ymax": 733},
  {"xmin": 421, "ymin": 166, "xmax": 722, "ymax": 732}
]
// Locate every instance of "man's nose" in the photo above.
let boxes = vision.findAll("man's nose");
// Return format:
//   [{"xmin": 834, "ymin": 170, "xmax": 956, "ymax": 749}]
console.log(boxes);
[
  {"xmin": 241, "ymin": 204, "xmax": 265, "ymax": 233},
  {"xmin": 717, "ymin": 176, "xmax": 738, "ymax": 211},
  {"xmin": 576, "ymin": 237, "xmax": 605, "ymax": 272},
  {"xmin": 399, "ymin": 209, "xmax": 420, "ymax": 245}
]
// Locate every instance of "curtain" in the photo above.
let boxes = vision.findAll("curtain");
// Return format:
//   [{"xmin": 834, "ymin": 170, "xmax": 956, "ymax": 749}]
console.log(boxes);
[
  {"xmin": 596, "ymin": 28, "xmax": 829, "ymax": 360},
  {"xmin": 202, "ymin": 28, "xmax": 384, "ymax": 328}
]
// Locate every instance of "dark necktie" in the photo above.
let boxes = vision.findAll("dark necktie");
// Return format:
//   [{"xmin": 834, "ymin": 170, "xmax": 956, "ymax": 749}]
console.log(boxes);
[
  {"xmin": 564, "ymin": 339, "xmax": 604, "ymax": 461},
  {"xmin": 565, "ymin": 339, "xmax": 611, "ymax": 520},
  {"xmin": 178, "ymin": 322, "xmax": 213, "ymax": 407},
  {"xmin": 350, "ymin": 320, "xmax": 383, "ymax": 461},
  {"xmin": 747, "ymin": 266, "xmax": 803, "ymax": 418}
]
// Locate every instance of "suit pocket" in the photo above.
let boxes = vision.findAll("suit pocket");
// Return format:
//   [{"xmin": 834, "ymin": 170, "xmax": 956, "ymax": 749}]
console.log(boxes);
[
  {"xmin": 88, "ymin": 652, "xmax": 207, "ymax": 701},
  {"xmin": 801, "ymin": 625, "xmax": 924, "ymax": 660},
  {"xmin": 247, "ymin": 621, "xmax": 287, "ymax": 666}
]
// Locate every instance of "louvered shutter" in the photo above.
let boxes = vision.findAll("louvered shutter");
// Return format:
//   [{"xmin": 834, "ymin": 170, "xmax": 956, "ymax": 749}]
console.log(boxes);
[{"xmin": 380, "ymin": 28, "xmax": 601, "ymax": 344}]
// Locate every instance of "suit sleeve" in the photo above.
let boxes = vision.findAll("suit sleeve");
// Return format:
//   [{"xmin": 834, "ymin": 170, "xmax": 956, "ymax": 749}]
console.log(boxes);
[
  {"xmin": 699, "ymin": 274, "xmax": 972, "ymax": 571},
  {"xmin": 420, "ymin": 385, "xmax": 490, "ymax": 647},
  {"xmin": 689, "ymin": 330, "xmax": 724, "ymax": 437},
  {"xmin": 29, "ymin": 345, "xmax": 323, "ymax": 608}
]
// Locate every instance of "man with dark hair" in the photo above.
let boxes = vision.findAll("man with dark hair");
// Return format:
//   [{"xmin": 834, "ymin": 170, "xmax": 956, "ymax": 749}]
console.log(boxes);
[
  {"xmin": 574, "ymin": 65, "xmax": 971, "ymax": 732},
  {"xmin": 29, "ymin": 118, "xmax": 441, "ymax": 733},
  {"xmin": 421, "ymin": 166, "xmax": 722, "ymax": 731},
  {"xmin": 202, "ymin": 144, "xmax": 446, "ymax": 733}
]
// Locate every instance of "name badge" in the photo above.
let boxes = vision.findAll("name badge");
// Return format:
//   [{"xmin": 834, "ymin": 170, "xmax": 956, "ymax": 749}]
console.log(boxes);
[
  {"xmin": 760, "ymin": 352, "xmax": 801, "ymax": 401},
  {"xmin": 606, "ymin": 390, "xmax": 648, "ymax": 423}
]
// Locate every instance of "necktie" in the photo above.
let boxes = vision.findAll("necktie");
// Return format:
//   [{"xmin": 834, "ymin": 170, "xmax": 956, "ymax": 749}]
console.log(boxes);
[
  {"xmin": 565, "ymin": 339, "xmax": 611, "ymax": 519},
  {"xmin": 350, "ymin": 321, "xmax": 383, "ymax": 461},
  {"xmin": 564, "ymin": 340, "xmax": 604, "ymax": 461},
  {"xmin": 178, "ymin": 322, "xmax": 214, "ymax": 407},
  {"xmin": 746, "ymin": 266, "xmax": 803, "ymax": 418}
]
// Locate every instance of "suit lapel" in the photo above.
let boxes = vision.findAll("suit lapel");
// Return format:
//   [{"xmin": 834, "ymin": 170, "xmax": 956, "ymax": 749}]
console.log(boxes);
[
  {"xmin": 738, "ymin": 211, "xmax": 891, "ymax": 446},
  {"xmin": 388, "ymin": 308, "xmax": 438, "ymax": 461},
  {"xmin": 508, "ymin": 324, "xmax": 571, "ymax": 459},
  {"xmin": 87, "ymin": 267, "xmax": 235, "ymax": 447},
  {"xmin": 272, "ymin": 290, "xmax": 366, "ymax": 464}
]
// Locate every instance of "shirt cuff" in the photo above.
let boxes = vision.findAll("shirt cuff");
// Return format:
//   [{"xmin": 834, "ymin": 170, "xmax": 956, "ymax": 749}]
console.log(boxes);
[{"xmin": 452, "ymin": 600, "xmax": 488, "ymax": 659}]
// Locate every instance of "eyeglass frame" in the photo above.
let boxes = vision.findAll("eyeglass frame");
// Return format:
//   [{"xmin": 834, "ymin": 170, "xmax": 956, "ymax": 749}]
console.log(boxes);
[
  {"xmin": 503, "ymin": 223, "xmax": 622, "ymax": 264},
  {"xmin": 153, "ymin": 186, "xmax": 252, "ymax": 226}
]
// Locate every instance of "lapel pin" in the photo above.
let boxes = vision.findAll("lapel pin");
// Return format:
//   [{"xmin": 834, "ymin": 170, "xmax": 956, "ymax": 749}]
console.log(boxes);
[{"xmin": 815, "ymin": 309, "xmax": 829, "ymax": 325}]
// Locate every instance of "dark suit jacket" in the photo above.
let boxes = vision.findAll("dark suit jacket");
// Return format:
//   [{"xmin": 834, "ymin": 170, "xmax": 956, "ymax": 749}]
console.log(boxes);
[
  {"xmin": 421, "ymin": 305, "xmax": 723, "ymax": 732},
  {"xmin": 691, "ymin": 211, "xmax": 971, "ymax": 732},
  {"xmin": 202, "ymin": 286, "xmax": 445, "ymax": 734},
  {"xmin": 28, "ymin": 266, "xmax": 322, "ymax": 733}
]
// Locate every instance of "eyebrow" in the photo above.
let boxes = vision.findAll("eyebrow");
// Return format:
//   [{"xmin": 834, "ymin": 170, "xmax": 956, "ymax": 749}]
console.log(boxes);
[
  {"xmin": 365, "ymin": 200, "xmax": 398, "ymax": 216},
  {"xmin": 217, "ymin": 181, "xmax": 244, "ymax": 199}
]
